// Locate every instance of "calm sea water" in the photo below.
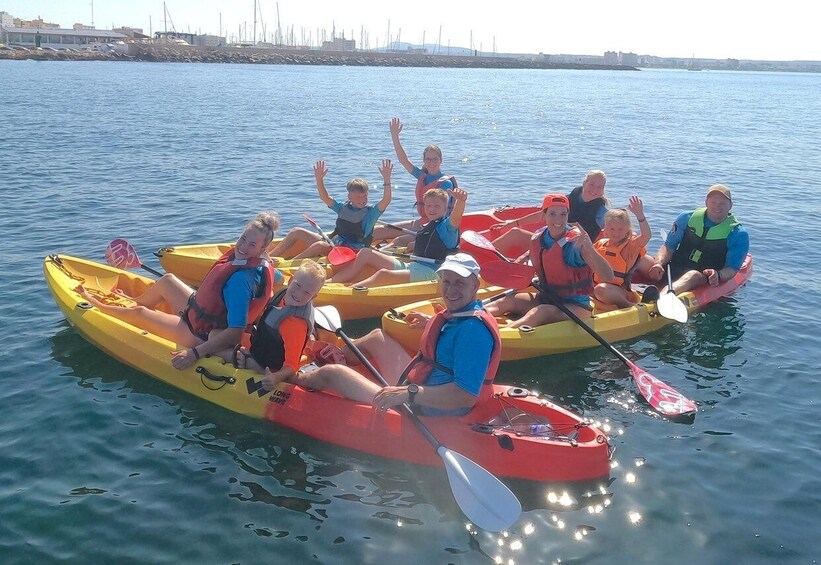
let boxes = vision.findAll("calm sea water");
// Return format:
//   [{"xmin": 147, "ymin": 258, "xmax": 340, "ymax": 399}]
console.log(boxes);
[{"xmin": 1, "ymin": 60, "xmax": 820, "ymax": 564}]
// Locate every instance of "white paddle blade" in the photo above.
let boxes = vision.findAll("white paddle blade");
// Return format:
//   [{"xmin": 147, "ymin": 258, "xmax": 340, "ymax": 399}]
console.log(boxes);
[
  {"xmin": 314, "ymin": 305, "xmax": 342, "ymax": 332},
  {"xmin": 439, "ymin": 447, "xmax": 521, "ymax": 532},
  {"xmin": 460, "ymin": 230, "xmax": 495, "ymax": 250},
  {"xmin": 657, "ymin": 292, "xmax": 689, "ymax": 323}
]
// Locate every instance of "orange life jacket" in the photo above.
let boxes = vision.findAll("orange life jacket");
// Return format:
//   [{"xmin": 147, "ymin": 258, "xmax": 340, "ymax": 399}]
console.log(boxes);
[
  {"xmin": 414, "ymin": 174, "xmax": 457, "ymax": 218},
  {"xmin": 593, "ymin": 237, "xmax": 642, "ymax": 288},
  {"xmin": 402, "ymin": 305, "xmax": 501, "ymax": 405},
  {"xmin": 185, "ymin": 249, "xmax": 276, "ymax": 337},
  {"xmin": 529, "ymin": 226, "xmax": 593, "ymax": 299}
]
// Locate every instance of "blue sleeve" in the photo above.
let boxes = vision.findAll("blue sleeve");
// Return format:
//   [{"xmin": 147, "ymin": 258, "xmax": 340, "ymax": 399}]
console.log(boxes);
[
  {"xmin": 665, "ymin": 212, "xmax": 692, "ymax": 250},
  {"xmin": 273, "ymin": 269, "xmax": 285, "ymax": 286},
  {"xmin": 436, "ymin": 216, "xmax": 460, "ymax": 248},
  {"xmin": 329, "ymin": 199, "xmax": 344, "ymax": 214},
  {"xmin": 596, "ymin": 205, "xmax": 608, "ymax": 229},
  {"xmin": 450, "ymin": 319, "xmax": 494, "ymax": 397},
  {"xmin": 411, "ymin": 166, "xmax": 423, "ymax": 180},
  {"xmin": 438, "ymin": 177, "xmax": 454, "ymax": 190},
  {"xmin": 361, "ymin": 205, "xmax": 384, "ymax": 238},
  {"xmin": 725, "ymin": 226, "xmax": 749, "ymax": 270},
  {"xmin": 222, "ymin": 269, "xmax": 259, "ymax": 328}
]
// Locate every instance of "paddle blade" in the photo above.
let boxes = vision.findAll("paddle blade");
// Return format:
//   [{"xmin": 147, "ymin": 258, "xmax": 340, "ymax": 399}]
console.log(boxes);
[
  {"xmin": 480, "ymin": 261, "xmax": 535, "ymax": 290},
  {"xmin": 628, "ymin": 361, "xmax": 697, "ymax": 417},
  {"xmin": 105, "ymin": 239, "xmax": 141, "ymax": 269},
  {"xmin": 461, "ymin": 230, "xmax": 496, "ymax": 251},
  {"xmin": 439, "ymin": 447, "xmax": 521, "ymax": 532},
  {"xmin": 314, "ymin": 305, "xmax": 342, "ymax": 333},
  {"xmin": 328, "ymin": 246, "xmax": 357, "ymax": 267},
  {"xmin": 657, "ymin": 292, "xmax": 689, "ymax": 323},
  {"xmin": 460, "ymin": 230, "xmax": 511, "ymax": 266}
]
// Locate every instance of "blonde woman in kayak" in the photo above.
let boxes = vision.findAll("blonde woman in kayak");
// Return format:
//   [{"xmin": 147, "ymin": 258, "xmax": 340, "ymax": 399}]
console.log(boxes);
[{"xmin": 80, "ymin": 213, "xmax": 281, "ymax": 370}]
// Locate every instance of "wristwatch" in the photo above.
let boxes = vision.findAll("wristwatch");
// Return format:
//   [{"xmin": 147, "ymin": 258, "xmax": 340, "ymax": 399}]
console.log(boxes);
[{"xmin": 407, "ymin": 383, "xmax": 419, "ymax": 404}]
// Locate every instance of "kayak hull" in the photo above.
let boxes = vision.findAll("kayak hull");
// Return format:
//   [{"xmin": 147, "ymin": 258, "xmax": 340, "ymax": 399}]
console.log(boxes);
[
  {"xmin": 383, "ymin": 255, "xmax": 753, "ymax": 360},
  {"xmin": 44, "ymin": 254, "xmax": 611, "ymax": 483}
]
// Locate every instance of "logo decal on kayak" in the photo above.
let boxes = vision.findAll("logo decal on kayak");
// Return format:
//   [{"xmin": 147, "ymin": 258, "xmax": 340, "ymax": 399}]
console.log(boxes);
[{"xmin": 245, "ymin": 377, "xmax": 290, "ymax": 404}]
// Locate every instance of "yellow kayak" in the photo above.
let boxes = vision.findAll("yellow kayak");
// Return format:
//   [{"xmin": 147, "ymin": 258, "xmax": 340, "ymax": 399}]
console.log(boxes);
[
  {"xmin": 44, "ymin": 254, "xmax": 275, "ymax": 418},
  {"xmin": 383, "ymin": 255, "xmax": 753, "ymax": 360},
  {"xmin": 155, "ymin": 243, "xmax": 464, "ymax": 320},
  {"xmin": 155, "ymin": 241, "xmax": 315, "ymax": 287}
]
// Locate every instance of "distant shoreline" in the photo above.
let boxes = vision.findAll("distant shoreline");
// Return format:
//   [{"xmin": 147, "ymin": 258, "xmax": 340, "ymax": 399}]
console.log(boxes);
[{"xmin": 0, "ymin": 44, "xmax": 639, "ymax": 71}]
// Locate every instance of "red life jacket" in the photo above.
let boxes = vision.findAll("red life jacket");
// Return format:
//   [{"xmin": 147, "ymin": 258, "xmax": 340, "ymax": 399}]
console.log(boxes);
[
  {"xmin": 402, "ymin": 305, "xmax": 501, "ymax": 405},
  {"xmin": 185, "ymin": 249, "xmax": 276, "ymax": 337},
  {"xmin": 529, "ymin": 226, "xmax": 593, "ymax": 299},
  {"xmin": 593, "ymin": 237, "xmax": 642, "ymax": 288},
  {"xmin": 414, "ymin": 174, "xmax": 457, "ymax": 218}
]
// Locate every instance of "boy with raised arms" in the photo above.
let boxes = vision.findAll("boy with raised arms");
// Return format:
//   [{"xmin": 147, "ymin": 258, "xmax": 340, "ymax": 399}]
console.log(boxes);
[{"xmin": 269, "ymin": 160, "xmax": 393, "ymax": 259}]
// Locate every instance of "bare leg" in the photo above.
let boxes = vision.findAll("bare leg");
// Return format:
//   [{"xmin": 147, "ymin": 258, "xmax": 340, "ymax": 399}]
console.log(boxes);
[
  {"xmin": 128, "ymin": 273, "xmax": 193, "ymax": 311},
  {"xmin": 509, "ymin": 302, "xmax": 592, "ymax": 329},
  {"xmin": 635, "ymin": 254, "xmax": 657, "ymax": 278},
  {"xmin": 670, "ymin": 270, "xmax": 707, "ymax": 294},
  {"xmin": 296, "ymin": 365, "xmax": 383, "ymax": 404},
  {"xmin": 294, "ymin": 240, "xmax": 332, "ymax": 259},
  {"xmin": 594, "ymin": 283, "xmax": 636, "ymax": 309},
  {"xmin": 269, "ymin": 228, "xmax": 320, "ymax": 258},
  {"xmin": 352, "ymin": 268, "xmax": 411, "ymax": 288},
  {"xmin": 343, "ymin": 328, "xmax": 411, "ymax": 383},
  {"xmin": 491, "ymin": 228, "xmax": 534, "ymax": 258},
  {"xmin": 485, "ymin": 292, "xmax": 538, "ymax": 319},
  {"xmin": 329, "ymin": 248, "xmax": 395, "ymax": 283},
  {"xmin": 79, "ymin": 288, "xmax": 201, "ymax": 347}
]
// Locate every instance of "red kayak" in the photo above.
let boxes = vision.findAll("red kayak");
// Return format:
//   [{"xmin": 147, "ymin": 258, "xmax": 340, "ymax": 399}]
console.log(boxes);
[{"xmin": 45, "ymin": 254, "xmax": 612, "ymax": 484}]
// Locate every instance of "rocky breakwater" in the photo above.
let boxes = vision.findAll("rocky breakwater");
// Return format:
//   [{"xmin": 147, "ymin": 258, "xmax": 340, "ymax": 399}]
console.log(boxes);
[{"xmin": 1, "ymin": 44, "xmax": 638, "ymax": 71}]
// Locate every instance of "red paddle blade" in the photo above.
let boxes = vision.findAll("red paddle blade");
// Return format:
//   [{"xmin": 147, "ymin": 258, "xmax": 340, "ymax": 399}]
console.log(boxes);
[
  {"xmin": 629, "ymin": 361, "xmax": 697, "ymax": 417},
  {"xmin": 480, "ymin": 260, "xmax": 535, "ymax": 290},
  {"xmin": 105, "ymin": 238, "xmax": 141, "ymax": 269},
  {"xmin": 328, "ymin": 246, "xmax": 357, "ymax": 267}
]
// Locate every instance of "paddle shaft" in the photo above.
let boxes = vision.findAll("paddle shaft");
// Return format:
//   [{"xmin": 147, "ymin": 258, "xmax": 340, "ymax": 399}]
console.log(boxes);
[
  {"xmin": 376, "ymin": 220, "xmax": 417, "ymax": 235},
  {"xmin": 382, "ymin": 250, "xmax": 440, "ymax": 265},
  {"xmin": 140, "ymin": 264, "xmax": 164, "ymax": 278},
  {"xmin": 537, "ymin": 283, "xmax": 631, "ymax": 366},
  {"xmin": 303, "ymin": 214, "xmax": 336, "ymax": 247},
  {"xmin": 333, "ymin": 328, "xmax": 441, "ymax": 449}
]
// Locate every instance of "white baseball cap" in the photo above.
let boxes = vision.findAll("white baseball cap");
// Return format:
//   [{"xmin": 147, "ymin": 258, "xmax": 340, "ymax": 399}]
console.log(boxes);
[{"xmin": 436, "ymin": 253, "xmax": 481, "ymax": 278}]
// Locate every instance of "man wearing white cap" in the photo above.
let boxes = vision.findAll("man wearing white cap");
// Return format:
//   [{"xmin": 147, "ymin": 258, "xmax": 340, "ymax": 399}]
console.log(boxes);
[
  {"xmin": 297, "ymin": 253, "xmax": 501, "ymax": 416},
  {"xmin": 649, "ymin": 184, "xmax": 749, "ymax": 293}
]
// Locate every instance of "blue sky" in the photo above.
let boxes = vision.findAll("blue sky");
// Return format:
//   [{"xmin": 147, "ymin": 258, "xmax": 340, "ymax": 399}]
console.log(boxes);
[{"xmin": 3, "ymin": 0, "xmax": 820, "ymax": 60}]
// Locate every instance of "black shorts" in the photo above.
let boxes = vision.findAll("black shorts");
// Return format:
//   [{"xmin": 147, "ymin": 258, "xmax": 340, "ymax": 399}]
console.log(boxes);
[{"xmin": 249, "ymin": 322, "xmax": 285, "ymax": 372}]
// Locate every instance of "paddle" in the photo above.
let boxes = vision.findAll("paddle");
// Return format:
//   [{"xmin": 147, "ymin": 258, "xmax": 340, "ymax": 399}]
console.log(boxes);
[
  {"xmin": 313, "ymin": 305, "xmax": 522, "ymax": 532},
  {"xmin": 480, "ymin": 260, "xmax": 536, "ymax": 290},
  {"xmin": 105, "ymin": 239, "xmax": 163, "ymax": 277},
  {"xmin": 380, "ymin": 250, "xmax": 441, "ymax": 265},
  {"xmin": 473, "ymin": 235, "xmax": 696, "ymax": 418},
  {"xmin": 302, "ymin": 213, "xmax": 357, "ymax": 267},
  {"xmin": 376, "ymin": 220, "xmax": 417, "ymax": 236},
  {"xmin": 653, "ymin": 229, "xmax": 689, "ymax": 323},
  {"xmin": 657, "ymin": 264, "xmax": 689, "ymax": 323}
]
